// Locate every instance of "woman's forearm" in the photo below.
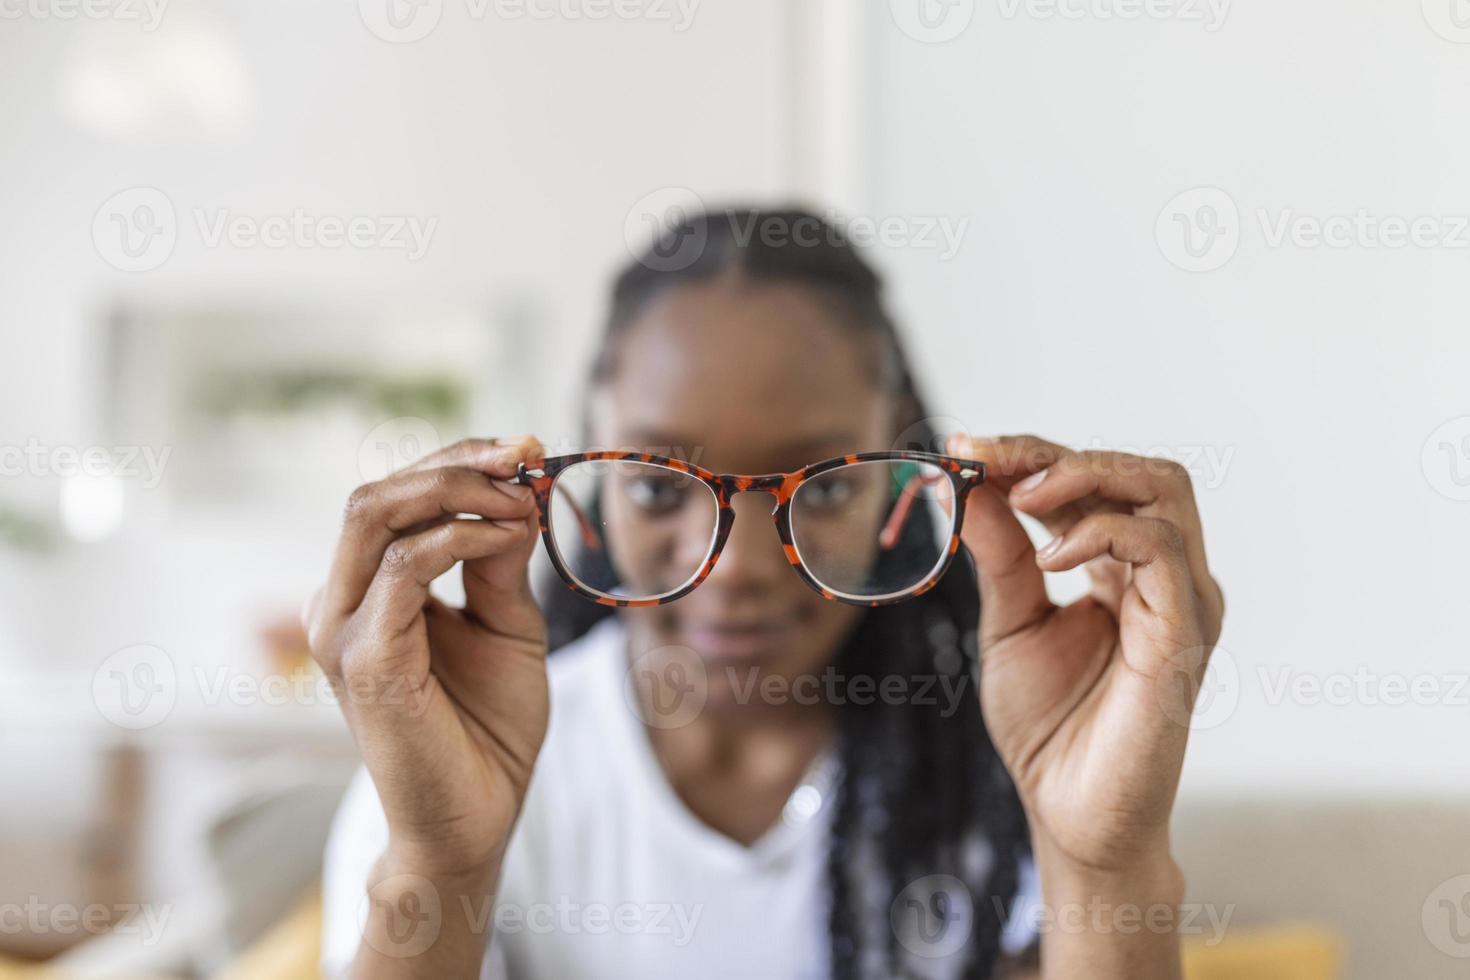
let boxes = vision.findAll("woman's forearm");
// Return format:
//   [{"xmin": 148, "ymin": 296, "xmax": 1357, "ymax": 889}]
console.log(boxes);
[
  {"xmin": 350, "ymin": 847, "xmax": 502, "ymax": 980},
  {"xmin": 1031, "ymin": 834, "xmax": 1186, "ymax": 980}
]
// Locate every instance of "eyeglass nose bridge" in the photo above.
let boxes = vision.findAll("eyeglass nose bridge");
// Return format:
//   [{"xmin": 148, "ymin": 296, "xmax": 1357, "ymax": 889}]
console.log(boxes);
[
  {"xmin": 714, "ymin": 472, "xmax": 799, "ymax": 516},
  {"xmin": 699, "ymin": 475, "xmax": 804, "ymax": 587}
]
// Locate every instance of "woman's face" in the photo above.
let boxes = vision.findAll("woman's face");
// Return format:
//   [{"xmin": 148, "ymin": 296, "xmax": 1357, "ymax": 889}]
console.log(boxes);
[{"xmin": 588, "ymin": 277, "xmax": 897, "ymax": 712}]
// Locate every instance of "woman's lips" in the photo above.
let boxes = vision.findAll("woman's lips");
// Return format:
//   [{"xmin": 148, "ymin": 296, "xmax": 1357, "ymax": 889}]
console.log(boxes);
[{"xmin": 683, "ymin": 619, "xmax": 796, "ymax": 662}]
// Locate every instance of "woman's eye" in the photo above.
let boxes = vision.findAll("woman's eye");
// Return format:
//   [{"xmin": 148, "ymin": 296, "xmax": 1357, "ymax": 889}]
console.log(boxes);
[
  {"xmin": 801, "ymin": 478, "xmax": 857, "ymax": 509},
  {"xmin": 624, "ymin": 476, "xmax": 687, "ymax": 513}
]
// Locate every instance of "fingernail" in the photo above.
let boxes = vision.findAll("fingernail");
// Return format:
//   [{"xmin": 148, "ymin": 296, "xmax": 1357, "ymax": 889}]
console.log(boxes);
[
  {"xmin": 1014, "ymin": 469, "xmax": 1048, "ymax": 495},
  {"xmin": 489, "ymin": 437, "xmax": 531, "ymax": 458},
  {"xmin": 1036, "ymin": 535, "xmax": 1063, "ymax": 560}
]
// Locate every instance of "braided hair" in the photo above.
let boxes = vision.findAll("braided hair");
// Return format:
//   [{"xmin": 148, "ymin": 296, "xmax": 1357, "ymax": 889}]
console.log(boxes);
[{"xmin": 543, "ymin": 207, "xmax": 1031, "ymax": 978}]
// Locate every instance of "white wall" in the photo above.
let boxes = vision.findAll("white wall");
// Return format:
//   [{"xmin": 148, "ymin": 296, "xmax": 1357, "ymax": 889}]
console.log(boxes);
[
  {"xmin": 858, "ymin": 0, "xmax": 1470, "ymax": 797},
  {"xmin": 0, "ymin": 0, "xmax": 795, "ymax": 663}
]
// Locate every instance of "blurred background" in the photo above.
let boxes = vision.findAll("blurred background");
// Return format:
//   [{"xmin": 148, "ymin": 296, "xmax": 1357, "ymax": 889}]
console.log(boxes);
[{"xmin": 1, "ymin": 1, "xmax": 1468, "ymax": 977}]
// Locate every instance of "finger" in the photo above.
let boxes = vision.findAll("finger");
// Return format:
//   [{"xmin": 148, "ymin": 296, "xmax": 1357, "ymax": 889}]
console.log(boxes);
[
  {"xmin": 953, "ymin": 433, "xmax": 1137, "ymax": 534},
  {"xmin": 1010, "ymin": 450, "xmax": 1201, "ymax": 542},
  {"xmin": 1004, "ymin": 477, "xmax": 1132, "ymax": 607},
  {"xmin": 1035, "ymin": 514, "xmax": 1196, "ymax": 625},
  {"xmin": 359, "ymin": 518, "xmax": 531, "ymax": 637},
  {"xmin": 1010, "ymin": 451, "xmax": 1220, "ymax": 623},
  {"xmin": 326, "ymin": 466, "xmax": 536, "ymax": 617},
  {"xmin": 460, "ymin": 505, "xmax": 544, "ymax": 644},
  {"xmin": 394, "ymin": 435, "xmax": 547, "ymax": 642},
  {"xmin": 404, "ymin": 435, "xmax": 546, "ymax": 476},
  {"xmin": 302, "ymin": 587, "xmax": 331, "ymax": 670},
  {"xmin": 959, "ymin": 483, "xmax": 1054, "ymax": 647},
  {"xmin": 949, "ymin": 434, "xmax": 1135, "ymax": 606},
  {"xmin": 950, "ymin": 433, "xmax": 1069, "ymax": 493}
]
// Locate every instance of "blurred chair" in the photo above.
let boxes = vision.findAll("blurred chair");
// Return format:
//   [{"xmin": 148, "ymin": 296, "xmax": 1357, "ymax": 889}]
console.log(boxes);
[
  {"xmin": 33, "ymin": 760, "xmax": 352, "ymax": 979},
  {"xmin": 1173, "ymin": 796, "xmax": 1470, "ymax": 980},
  {"xmin": 211, "ymin": 891, "xmax": 321, "ymax": 980},
  {"xmin": 1183, "ymin": 925, "xmax": 1343, "ymax": 979}
]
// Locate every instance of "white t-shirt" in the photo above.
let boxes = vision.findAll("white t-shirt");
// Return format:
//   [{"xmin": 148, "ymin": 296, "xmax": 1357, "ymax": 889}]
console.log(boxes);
[{"xmin": 321, "ymin": 616, "xmax": 1039, "ymax": 979}]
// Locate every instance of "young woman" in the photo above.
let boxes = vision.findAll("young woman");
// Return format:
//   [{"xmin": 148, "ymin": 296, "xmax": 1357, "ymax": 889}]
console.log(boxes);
[{"xmin": 315, "ymin": 208, "xmax": 1224, "ymax": 979}]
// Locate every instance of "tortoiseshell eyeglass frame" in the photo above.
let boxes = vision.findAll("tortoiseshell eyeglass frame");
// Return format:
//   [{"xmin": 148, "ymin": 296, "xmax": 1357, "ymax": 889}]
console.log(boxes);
[{"xmin": 510, "ymin": 450, "xmax": 986, "ymax": 608}]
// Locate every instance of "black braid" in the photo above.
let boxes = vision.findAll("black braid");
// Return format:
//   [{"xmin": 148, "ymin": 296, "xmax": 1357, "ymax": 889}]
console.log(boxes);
[{"xmin": 544, "ymin": 207, "xmax": 1031, "ymax": 978}]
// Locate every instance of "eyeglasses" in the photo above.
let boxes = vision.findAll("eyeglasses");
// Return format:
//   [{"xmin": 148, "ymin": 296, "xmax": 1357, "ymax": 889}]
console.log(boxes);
[{"xmin": 510, "ymin": 450, "xmax": 985, "ymax": 607}]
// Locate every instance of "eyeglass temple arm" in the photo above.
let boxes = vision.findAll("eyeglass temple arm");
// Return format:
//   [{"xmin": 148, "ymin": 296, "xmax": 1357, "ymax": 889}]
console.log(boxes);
[
  {"xmin": 512, "ymin": 463, "xmax": 602, "ymax": 551},
  {"xmin": 877, "ymin": 466, "xmax": 982, "ymax": 549},
  {"xmin": 879, "ymin": 471, "xmax": 939, "ymax": 549}
]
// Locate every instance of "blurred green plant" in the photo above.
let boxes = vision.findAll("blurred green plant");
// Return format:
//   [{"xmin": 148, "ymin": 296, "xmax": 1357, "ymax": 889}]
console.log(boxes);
[
  {"xmin": 0, "ymin": 505, "xmax": 56, "ymax": 553},
  {"xmin": 196, "ymin": 370, "xmax": 467, "ymax": 424}
]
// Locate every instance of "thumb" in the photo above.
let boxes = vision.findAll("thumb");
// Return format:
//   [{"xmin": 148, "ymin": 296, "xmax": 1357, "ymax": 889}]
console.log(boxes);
[
  {"xmin": 952, "ymin": 438, "xmax": 1053, "ymax": 647},
  {"xmin": 462, "ymin": 435, "xmax": 546, "ymax": 641}
]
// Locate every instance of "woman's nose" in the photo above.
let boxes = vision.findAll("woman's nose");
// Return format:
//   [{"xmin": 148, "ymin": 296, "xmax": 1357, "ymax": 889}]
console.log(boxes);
[{"xmin": 704, "ymin": 492, "xmax": 788, "ymax": 594}]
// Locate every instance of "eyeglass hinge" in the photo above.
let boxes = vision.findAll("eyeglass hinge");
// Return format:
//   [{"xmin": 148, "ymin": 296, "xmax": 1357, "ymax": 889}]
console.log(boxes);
[{"xmin": 960, "ymin": 468, "xmax": 979, "ymax": 479}]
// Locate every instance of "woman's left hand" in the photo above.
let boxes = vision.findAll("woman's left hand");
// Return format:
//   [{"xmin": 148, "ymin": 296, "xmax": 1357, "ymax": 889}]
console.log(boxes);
[{"xmin": 951, "ymin": 434, "xmax": 1225, "ymax": 879}]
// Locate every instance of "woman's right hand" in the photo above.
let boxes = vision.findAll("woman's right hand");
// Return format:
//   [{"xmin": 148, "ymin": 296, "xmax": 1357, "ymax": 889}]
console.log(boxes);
[{"xmin": 306, "ymin": 435, "xmax": 550, "ymax": 883}]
